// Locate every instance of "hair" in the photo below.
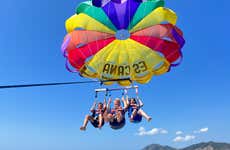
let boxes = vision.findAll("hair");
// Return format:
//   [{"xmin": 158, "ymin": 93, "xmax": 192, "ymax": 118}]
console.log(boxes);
[
  {"xmin": 129, "ymin": 98, "xmax": 137, "ymax": 103},
  {"xmin": 114, "ymin": 98, "xmax": 121, "ymax": 104},
  {"xmin": 98, "ymin": 102, "xmax": 103, "ymax": 106},
  {"xmin": 114, "ymin": 98, "xmax": 120, "ymax": 101}
]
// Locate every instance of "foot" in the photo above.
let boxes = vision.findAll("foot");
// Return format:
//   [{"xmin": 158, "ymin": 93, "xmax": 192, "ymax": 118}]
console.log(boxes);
[
  {"xmin": 130, "ymin": 118, "xmax": 134, "ymax": 122},
  {"xmin": 130, "ymin": 116, "xmax": 134, "ymax": 122},
  {"xmin": 80, "ymin": 126, "xmax": 86, "ymax": 131},
  {"xmin": 147, "ymin": 117, "xmax": 152, "ymax": 122},
  {"xmin": 98, "ymin": 124, "xmax": 102, "ymax": 129}
]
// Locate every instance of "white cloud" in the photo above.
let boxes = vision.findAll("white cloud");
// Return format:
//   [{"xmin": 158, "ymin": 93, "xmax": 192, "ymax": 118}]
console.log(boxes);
[
  {"xmin": 194, "ymin": 127, "xmax": 209, "ymax": 134},
  {"xmin": 173, "ymin": 135, "xmax": 196, "ymax": 142},
  {"xmin": 200, "ymin": 128, "xmax": 208, "ymax": 133},
  {"xmin": 137, "ymin": 127, "xmax": 168, "ymax": 136},
  {"xmin": 173, "ymin": 136, "xmax": 184, "ymax": 142},
  {"xmin": 176, "ymin": 131, "xmax": 183, "ymax": 135}
]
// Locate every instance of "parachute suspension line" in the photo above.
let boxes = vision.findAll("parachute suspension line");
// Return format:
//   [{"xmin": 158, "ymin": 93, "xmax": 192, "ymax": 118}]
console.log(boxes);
[
  {"xmin": 93, "ymin": 91, "xmax": 98, "ymax": 106},
  {"xmin": 95, "ymin": 91, "xmax": 98, "ymax": 99},
  {"xmin": 135, "ymin": 86, "xmax": 139, "ymax": 99},
  {"xmin": 124, "ymin": 88, "xmax": 128, "ymax": 96},
  {"xmin": 121, "ymin": 86, "xmax": 128, "ymax": 98},
  {"xmin": 104, "ymin": 88, "xmax": 109, "ymax": 105},
  {"xmin": 122, "ymin": 89, "xmax": 125, "ymax": 96},
  {"xmin": 108, "ymin": 90, "xmax": 112, "ymax": 98},
  {"xmin": 105, "ymin": 89, "xmax": 108, "ymax": 97}
]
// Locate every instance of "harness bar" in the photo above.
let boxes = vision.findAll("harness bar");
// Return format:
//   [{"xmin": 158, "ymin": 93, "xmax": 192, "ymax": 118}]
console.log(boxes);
[{"xmin": 95, "ymin": 85, "xmax": 138, "ymax": 92}]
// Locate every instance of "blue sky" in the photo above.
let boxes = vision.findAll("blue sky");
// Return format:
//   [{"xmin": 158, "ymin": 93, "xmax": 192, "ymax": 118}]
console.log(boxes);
[{"xmin": 0, "ymin": 0, "xmax": 230, "ymax": 150}]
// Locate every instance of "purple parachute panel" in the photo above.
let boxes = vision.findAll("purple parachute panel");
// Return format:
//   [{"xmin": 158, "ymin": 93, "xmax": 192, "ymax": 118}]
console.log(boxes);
[{"xmin": 102, "ymin": 0, "xmax": 141, "ymax": 29}]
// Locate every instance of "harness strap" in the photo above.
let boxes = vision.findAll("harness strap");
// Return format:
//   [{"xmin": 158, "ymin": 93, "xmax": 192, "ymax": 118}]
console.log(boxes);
[{"xmin": 95, "ymin": 91, "xmax": 98, "ymax": 99}]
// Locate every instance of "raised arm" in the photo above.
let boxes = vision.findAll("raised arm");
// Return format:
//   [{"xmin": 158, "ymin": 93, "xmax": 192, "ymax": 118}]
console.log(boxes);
[
  {"xmin": 125, "ymin": 95, "xmax": 129, "ymax": 106},
  {"xmin": 122, "ymin": 96, "xmax": 128, "ymax": 110},
  {"xmin": 137, "ymin": 97, "xmax": 144, "ymax": 107},
  {"xmin": 106, "ymin": 97, "xmax": 112, "ymax": 113},
  {"xmin": 123, "ymin": 89, "xmax": 129, "ymax": 106},
  {"xmin": 90, "ymin": 100, "xmax": 97, "ymax": 112},
  {"xmin": 103, "ymin": 98, "xmax": 107, "ymax": 110}
]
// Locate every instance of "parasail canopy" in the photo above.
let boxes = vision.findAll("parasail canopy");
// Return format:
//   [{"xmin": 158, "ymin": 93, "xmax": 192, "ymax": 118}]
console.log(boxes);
[{"xmin": 61, "ymin": 0, "xmax": 185, "ymax": 86}]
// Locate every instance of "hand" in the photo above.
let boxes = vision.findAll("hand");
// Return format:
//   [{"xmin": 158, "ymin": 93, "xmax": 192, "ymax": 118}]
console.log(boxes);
[
  {"xmin": 80, "ymin": 126, "xmax": 86, "ymax": 131},
  {"xmin": 98, "ymin": 124, "xmax": 102, "ymax": 129}
]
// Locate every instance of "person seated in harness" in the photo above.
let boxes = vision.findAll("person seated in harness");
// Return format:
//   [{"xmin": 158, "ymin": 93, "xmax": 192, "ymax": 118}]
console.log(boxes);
[
  {"xmin": 80, "ymin": 99, "xmax": 107, "ymax": 131},
  {"xmin": 125, "ymin": 88, "xmax": 152, "ymax": 123},
  {"xmin": 105, "ymin": 96, "xmax": 128, "ymax": 130},
  {"xmin": 127, "ymin": 97, "xmax": 152, "ymax": 123}
]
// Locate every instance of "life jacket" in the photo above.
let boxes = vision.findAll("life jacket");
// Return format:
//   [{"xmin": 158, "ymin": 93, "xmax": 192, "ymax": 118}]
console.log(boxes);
[
  {"xmin": 129, "ymin": 103, "xmax": 139, "ymax": 110},
  {"xmin": 110, "ymin": 106, "xmax": 124, "ymax": 115},
  {"xmin": 92, "ymin": 108, "xmax": 105, "ymax": 118},
  {"xmin": 128, "ymin": 103, "xmax": 140, "ymax": 118}
]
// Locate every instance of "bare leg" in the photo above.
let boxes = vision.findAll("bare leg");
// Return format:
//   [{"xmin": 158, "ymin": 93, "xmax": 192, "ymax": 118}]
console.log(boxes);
[
  {"xmin": 98, "ymin": 114, "xmax": 103, "ymax": 129},
  {"xmin": 80, "ymin": 115, "xmax": 94, "ymax": 131},
  {"xmin": 138, "ymin": 109, "xmax": 152, "ymax": 122},
  {"xmin": 131, "ymin": 109, "xmax": 138, "ymax": 118},
  {"xmin": 116, "ymin": 111, "xmax": 123, "ymax": 123},
  {"xmin": 130, "ymin": 109, "xmax": 137, "ymax": 122},
  {"xmin": 103, "ymin": 111, "xmax": 110, "ymax": 123}
]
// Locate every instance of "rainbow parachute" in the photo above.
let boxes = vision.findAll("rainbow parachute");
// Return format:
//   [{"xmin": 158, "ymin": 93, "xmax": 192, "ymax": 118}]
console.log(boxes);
[{"xmin": 61, "ymin": 0, "xmax": 185, "ymax": 86}]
